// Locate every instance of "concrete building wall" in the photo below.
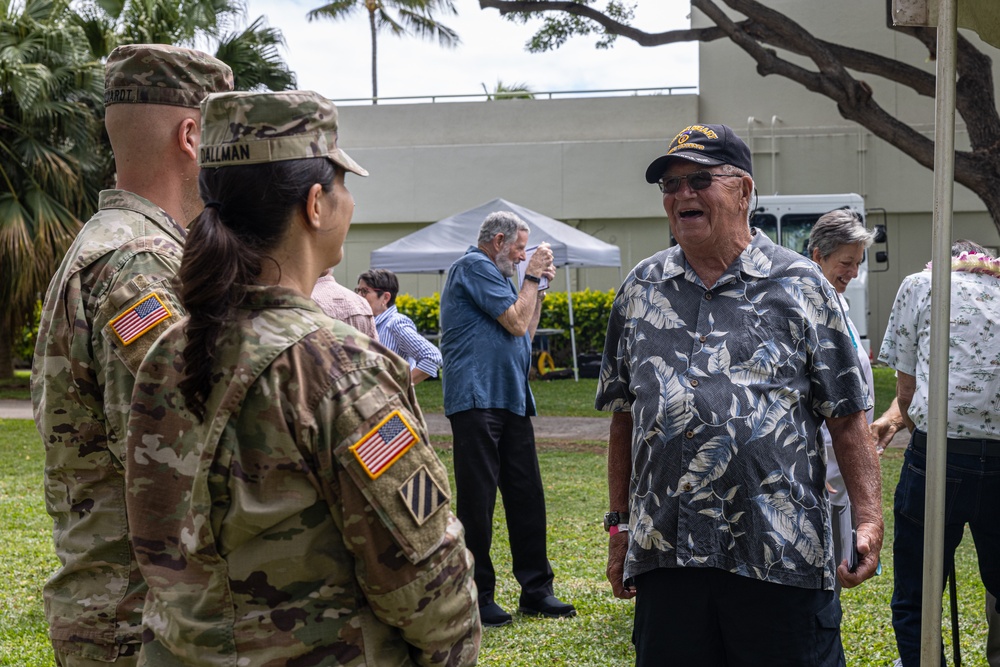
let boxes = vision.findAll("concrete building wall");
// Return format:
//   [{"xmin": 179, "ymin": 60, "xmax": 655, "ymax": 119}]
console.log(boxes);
[{"xmin": 330, "ymin": 0, "xmax": 1000, "ymax": 356}]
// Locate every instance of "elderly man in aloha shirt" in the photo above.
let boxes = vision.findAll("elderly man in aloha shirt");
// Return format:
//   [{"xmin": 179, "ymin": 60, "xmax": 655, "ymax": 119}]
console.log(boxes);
[
  {"xmin": 873, "ymin": 239, "xmax": 1000, "ymax": 667},
  {"xmin": 596, "ymin": 123, "xmax": 883, "ymax": 667}
]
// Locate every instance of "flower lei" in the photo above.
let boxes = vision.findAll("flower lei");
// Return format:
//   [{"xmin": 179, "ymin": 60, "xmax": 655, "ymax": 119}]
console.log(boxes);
[{"xmin": 925, "ymin": 251, "xmax": 1000, "ymax": 279}]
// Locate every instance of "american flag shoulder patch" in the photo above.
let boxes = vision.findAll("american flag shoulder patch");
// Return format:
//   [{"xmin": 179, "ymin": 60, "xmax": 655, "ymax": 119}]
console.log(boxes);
[
  {"xmin": 398, "ymin": 465, "xmax": 449, "ymax": 526},
  {"xmin": 350, "ymin": 410, "xmax": 418, "ymax": 479},
  {"xmin": 109, "ymin": 293, "xmax": 171, "ymax": 346}
]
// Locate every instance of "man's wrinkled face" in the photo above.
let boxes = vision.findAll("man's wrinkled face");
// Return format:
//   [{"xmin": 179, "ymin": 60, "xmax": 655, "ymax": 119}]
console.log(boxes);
[
  {"xmin": 662, "ymin": 162, "xmax": 749, "ymax": 252},
  {"xmin": 495, "ymin": 229, "xmax": 529, "ymax": 277}
]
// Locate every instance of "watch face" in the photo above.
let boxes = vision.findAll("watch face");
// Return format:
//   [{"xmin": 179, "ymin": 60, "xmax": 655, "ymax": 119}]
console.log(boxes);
[{"xmin": 604, "ymin": 511, "xmax": 621, "ymax": 531}]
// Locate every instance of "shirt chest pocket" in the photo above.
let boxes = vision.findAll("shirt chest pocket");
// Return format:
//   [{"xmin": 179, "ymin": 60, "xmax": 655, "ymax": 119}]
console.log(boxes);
[{"xmin": 723, "ymin": 314, "xmax": 807, "ymax": 383}]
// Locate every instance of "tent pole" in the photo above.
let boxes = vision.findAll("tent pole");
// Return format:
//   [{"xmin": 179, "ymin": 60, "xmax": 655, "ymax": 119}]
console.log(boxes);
[
  {"xmin": 565, "ymin": 268, "xmax": 579, "ymax": 381},
  {"xmin": 920, "ymin": 1, "xmax": 957, "ymax": 665}
]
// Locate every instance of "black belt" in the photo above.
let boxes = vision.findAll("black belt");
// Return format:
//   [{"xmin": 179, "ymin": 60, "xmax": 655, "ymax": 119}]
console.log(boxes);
[{"xmin": 912, "ymin": 430, "xmax": 1000, "ymax": 457}]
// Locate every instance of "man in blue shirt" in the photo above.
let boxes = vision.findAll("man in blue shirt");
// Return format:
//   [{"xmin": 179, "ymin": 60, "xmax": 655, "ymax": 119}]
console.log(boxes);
[
  {"xmin": 440, "ymin": 211, "xmax": 574, "ymax": 627},
  {"xmin": 356, "ymin": 268, "xmax": 440, "ymax": 384}
]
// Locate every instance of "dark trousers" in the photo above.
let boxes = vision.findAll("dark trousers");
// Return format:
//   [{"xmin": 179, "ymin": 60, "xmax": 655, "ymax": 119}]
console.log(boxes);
[
  {"xmin": 449, "ymin": 408, "xmax": 554, "ymax": 607},
  {"xmin": 633, "ymin": 567, "xmax": 845, "ymax": 667},
  {"xmin": 891, "ymin": 435, "xmax": 1000, "ymax": 666}
]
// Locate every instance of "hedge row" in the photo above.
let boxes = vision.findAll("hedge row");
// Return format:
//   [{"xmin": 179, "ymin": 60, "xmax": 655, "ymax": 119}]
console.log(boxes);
[{"xmin": 396, "ymin": 288, "xmax": 616, "ymax": 366}]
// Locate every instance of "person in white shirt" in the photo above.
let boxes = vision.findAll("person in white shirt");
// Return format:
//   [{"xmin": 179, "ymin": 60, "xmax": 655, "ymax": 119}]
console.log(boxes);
[{"xmin": 807, "ymin": 209, "xmax": 876, "ymax": 593}]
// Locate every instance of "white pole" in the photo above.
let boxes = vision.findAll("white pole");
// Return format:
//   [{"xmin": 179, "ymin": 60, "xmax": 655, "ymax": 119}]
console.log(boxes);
[
  {"xmin": 565, "ymin": 267, "xmax": 579, "ymax": 381},
  {"xmin": 921, "ymin": 0, "xmax": 957, "ymax": 664}
]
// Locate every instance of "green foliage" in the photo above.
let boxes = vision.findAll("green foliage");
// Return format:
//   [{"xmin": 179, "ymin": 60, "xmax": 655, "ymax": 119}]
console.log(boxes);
[
  {"xmin": 0, "ymin": 0, "xmax": 105, "ymax": 376},
  {"xmin": 14, "ymin": 301, "xmax": 41, "ymax": 367},
  {"xmin": 2, "ymin": 420, "xmax": 992, "ymax": 666},
  {"xmin": 489, "ymin": 79, "xmax": 534, "ymax": 100},
  {"xmin": 538, "ymin": 289, "xmax": 616, "ymax": 364},
  {"xmin": 515, "ymin": 0, "xmax": 635, "ymax": 53},
  {"xmin": 72, "ymin": 0, "xmax": 296, "ymax": 93},
  {"xmin": 396, "ymin": 292, "xmax": 441, "ymax": 334}
]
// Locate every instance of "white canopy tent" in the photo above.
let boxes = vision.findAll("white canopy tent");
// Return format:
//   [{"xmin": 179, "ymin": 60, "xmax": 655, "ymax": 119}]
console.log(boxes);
[{"xmin": 370, "ymin": 198, "xmax": 623, "ymax": 380}]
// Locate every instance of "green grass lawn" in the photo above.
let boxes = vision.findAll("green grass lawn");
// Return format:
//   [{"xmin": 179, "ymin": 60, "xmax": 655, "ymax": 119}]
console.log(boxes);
[
  {"xmin": 415, "ymin": 375, "xmax": 610, "ymax": 417},
  {"xmin": 0, "ymin": 369, "xmax": 30, "ymax": 400},
  {"xmin": 2, "ymin": 416, "xmax": 992, "ymax": 666},
  {"xmin": 416, "ymin": 365, "xmax": 900, "ymax": 420}
]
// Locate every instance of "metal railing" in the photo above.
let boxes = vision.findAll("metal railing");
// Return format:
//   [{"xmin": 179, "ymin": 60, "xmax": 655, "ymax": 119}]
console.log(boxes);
[{"xmin": 332, "ymin": 85, "xmax": 698, "ymax": 106}]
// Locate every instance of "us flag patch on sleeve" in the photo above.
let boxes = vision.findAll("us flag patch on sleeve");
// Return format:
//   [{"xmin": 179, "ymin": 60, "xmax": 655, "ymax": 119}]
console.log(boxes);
[
  {"xmin": 398, "ymin": 465, "xmax": 449, "ymax": 526},
  {"xmin": 109, "ymin": 293, "xmax": 171, "ymax": 346},
  {"xmin": 350, "ymin": 410, "xmax": 418, "ymax": 479}
]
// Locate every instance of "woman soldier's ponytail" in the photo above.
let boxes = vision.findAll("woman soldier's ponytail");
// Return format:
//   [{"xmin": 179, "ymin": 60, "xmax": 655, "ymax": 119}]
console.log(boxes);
[{"xmin": 178, "ymin": 158, "xmax": 337, "ymax": 421}]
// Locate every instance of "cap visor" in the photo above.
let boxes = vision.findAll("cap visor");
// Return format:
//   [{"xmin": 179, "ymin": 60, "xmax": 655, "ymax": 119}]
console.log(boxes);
[
  {"xmin": 333, "ymin": 148, "xmax": 368, "ymax": 177},
  {"xmin": 645, "ymin": 152, "xmax": 725, "ymax": 183}
]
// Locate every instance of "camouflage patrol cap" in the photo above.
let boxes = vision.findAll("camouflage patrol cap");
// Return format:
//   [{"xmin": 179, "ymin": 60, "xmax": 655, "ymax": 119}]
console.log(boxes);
[
  {"xmin": 198, "ymin": 90, "xmax": 368, "ymax": 176},
  {"xmin": 105, "ymin": 44, "xmax": 234, "ymax": 108}
]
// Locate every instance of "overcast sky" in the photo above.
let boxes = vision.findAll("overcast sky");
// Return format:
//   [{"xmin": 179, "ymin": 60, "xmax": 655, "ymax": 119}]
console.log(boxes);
[{"xmin": 242, "ymin": 0, "xmax": 698, "ymax": 103}]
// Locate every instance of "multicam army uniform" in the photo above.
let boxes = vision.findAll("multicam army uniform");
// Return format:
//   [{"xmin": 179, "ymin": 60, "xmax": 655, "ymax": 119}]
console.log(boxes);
[
  {"xmin": 126, "ymin": 287, "xmax": 480, "ymax": 666},
  {"xmin": 31, "ymin": 190, "xmax": 187, "ymax": 660}
]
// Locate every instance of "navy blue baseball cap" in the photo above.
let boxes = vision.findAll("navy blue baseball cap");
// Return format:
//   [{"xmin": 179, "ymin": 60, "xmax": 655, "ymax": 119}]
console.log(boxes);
[{"xmin": 645, "ymin": 123, "xmax": 753, "ymax": 183}]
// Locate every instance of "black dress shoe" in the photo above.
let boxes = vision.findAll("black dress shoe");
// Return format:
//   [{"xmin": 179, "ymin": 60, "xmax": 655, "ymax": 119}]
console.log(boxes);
[
  {"xmin": 518, "ymin": 595, "xmax": 577, "ymax": 618},
  {"xmin": 479, "ymin": 601, "xmax": 513, "ymax": 627}
]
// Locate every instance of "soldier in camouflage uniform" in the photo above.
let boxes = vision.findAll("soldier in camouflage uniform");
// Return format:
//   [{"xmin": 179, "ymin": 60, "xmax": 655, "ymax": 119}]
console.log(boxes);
[
  {"xmin": 125, "ymin": 90, "xmax": 480, "ymax": 666},
  {"xmin": 30, "ymin": 45, "xmax": 233, "ymax": 666}
]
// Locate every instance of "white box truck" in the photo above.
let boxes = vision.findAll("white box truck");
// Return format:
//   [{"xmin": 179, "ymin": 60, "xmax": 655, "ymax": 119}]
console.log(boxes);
[{"xmin": 751, "ymin": 193, "xmax": 887, "ymax": 356}]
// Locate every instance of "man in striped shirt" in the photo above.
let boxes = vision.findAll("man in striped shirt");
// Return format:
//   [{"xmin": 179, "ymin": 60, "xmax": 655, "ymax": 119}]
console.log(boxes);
[{"xmin": 357, "ymin": 269, "xmax": 441, "ymax": 384}]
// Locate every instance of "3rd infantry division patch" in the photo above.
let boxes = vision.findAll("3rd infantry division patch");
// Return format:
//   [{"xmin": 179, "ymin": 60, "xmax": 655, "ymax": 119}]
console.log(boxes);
[{"xmin": 399, "ymin": 465, "xmax": 449, "ymax": 526}]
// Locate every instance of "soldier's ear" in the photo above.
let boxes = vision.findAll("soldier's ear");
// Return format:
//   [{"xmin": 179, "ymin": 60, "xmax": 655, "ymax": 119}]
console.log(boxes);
[
  {"xmin": 304, "ymin": 183, "xmax": 324, "ymax": 229},
  {"xmin": 178, "ymin": 116, "xmax": 199, "ymax": 163}
]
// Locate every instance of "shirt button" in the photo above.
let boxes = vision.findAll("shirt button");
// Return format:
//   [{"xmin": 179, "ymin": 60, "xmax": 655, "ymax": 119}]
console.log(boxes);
[
  {"xmin": 699, "ymin": 335, "xmax": 707, "ymax": 343},
  {"xmin": 705, "ymin": 293, "xmax": 713, "ymax": 301},
  {"xmin": 683, "ymin": 482, "xmax": 693, "ymax": 492},
  {"xmin": 690, "ymin": 379, "xmax": 699, "ymax": 387},
  {"xmin": 685, "ymin": 430, "xmax": 695, "ymax": 439}
]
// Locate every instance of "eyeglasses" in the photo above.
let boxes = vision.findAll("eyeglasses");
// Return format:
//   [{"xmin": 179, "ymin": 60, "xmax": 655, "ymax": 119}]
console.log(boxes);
[
  {"xmin": 657, "ymin": 170, "xmax": 742, "ymax": 194},
  {"xmin": 355, "ymin": 286, "xmax": 384, "ymax": 297}
]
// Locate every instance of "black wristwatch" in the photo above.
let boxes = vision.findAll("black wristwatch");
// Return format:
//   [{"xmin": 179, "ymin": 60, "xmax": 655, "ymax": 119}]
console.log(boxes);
[
  {"xmin": 603, "ymin": 511, "xmax": 623, "ymax": 532},
  {"xmin": 524, "ymin": 273, "xmax": 541, "ymax": 283}
]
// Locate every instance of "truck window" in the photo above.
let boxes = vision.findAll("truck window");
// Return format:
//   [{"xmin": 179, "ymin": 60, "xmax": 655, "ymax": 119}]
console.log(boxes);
[{"xmin": 752, "ymin": 213, "xmax": 778, "ymax": 244}]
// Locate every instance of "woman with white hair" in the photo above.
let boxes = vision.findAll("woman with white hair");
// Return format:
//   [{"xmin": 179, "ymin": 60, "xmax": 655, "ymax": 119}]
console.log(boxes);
[{"xmin": 808, "ymin": 208, "xmax": 877, "ymax": 590}]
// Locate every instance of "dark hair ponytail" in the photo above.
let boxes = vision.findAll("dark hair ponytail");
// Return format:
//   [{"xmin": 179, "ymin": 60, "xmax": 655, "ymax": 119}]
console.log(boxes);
[{"xmin": 178, "ymin": 158, "xmax": 338, "ymax": 421}]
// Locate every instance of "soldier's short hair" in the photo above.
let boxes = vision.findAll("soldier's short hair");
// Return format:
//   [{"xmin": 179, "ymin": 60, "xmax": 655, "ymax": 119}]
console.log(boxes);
[{"xmin": 105, "ymin": 44, "xmax": 234, "ymax": 108}]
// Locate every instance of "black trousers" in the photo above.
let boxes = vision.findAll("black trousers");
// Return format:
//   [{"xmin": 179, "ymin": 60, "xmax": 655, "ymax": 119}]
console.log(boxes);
[
  {"xmin": 633, "ymin": 567, "xmax": 845, "ymax": 667},
  {"xmin": 449, "ymin": 408, "xmax": 554, "ymax": 607}
]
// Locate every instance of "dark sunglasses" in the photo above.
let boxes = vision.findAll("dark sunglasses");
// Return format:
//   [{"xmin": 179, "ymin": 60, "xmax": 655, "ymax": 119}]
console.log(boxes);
[{"xmin": 657, "ymin": 170, "xmax": 742, "ymax": 194}]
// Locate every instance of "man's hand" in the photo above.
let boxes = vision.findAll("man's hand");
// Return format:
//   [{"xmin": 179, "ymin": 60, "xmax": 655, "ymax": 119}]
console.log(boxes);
[
  {"xmin": 870, "ymin": 396, "xmax": 913, "ymax": 454},
  {"xmin": 525, "ymin": 242, "xmax": 553, "ymax": 278},
  {"xmin": 837, "ymin": 520, "xmax": 884, "ymax": 588},
  {"xmin": 870, "ymin": 416, "xmax": 900, "ymax": 453},
  {"xmin": 606, "ymin": 534, "xmax": 636, "ymax": 599}
]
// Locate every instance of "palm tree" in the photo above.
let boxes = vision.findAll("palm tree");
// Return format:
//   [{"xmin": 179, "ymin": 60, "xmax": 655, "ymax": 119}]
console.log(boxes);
[
  {"xmin": 307, "ymin": 0, "xmax": 460, "ymax": 104},
  {"xmin": 484, "ymin": 79, "xmax": 533, "ymax": 100},
  {"xmin": 0, "ymin": 0, "xmax": 105, "ymax": 378},
  {"xmin": 73, "ymin": 0, "xmax": 297, "ymax": 93},
  {"xmin": 214, "ymin": 16, "xmax": 296, "ymax": 91}
]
